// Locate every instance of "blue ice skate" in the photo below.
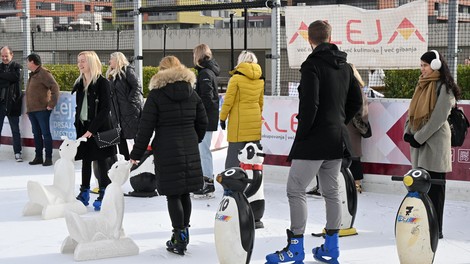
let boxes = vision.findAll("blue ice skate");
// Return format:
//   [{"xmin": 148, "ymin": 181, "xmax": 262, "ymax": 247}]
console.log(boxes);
[
  {"xmin": 266, "ymin": 229, "xmax": 304, "ymax": 264},
  {"xmin": 312, "ymin": 232, "xmax": 339, "ymax": 264}
]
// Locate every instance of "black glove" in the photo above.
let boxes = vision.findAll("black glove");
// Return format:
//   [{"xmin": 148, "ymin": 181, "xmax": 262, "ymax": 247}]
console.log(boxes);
[
  {"xmin": 404, "ymin": 133, "xmax": 423, "ymax": 148},
  {"xmin": 220, "ymin": 120, "xmax": 226, "ymax": 130},
  {"xmin": 403, "ymin": 133, "xmax": 412, "ymax": 143}
]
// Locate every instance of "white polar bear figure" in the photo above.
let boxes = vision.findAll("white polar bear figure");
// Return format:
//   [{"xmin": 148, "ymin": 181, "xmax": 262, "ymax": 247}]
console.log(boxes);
[
  {"xmin": 23, "ymin": 136, "xmax": 87, "ymax": 220},
  {"xmin": 61, "ymin": 156, "xmax": 139, "ymax": 261}
]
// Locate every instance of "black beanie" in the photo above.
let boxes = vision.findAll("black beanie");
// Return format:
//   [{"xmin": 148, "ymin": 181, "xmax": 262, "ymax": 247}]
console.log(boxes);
[{"xmin": 420, "ymin": 51, "xmax": 436, "ymax": 64}]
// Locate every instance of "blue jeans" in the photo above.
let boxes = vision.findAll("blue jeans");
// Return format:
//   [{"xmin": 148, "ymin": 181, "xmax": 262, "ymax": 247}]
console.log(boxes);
[
  {"xmin": 198, "ymin": 131, "xmax": 213, "ymax": 178},
  {"xmin": 28, "ymin": 110, "xmax": 52, "ymax": 159},
  {"xmin": 0, "ymin": 101, "xmax": 22, "ymax": 154}
]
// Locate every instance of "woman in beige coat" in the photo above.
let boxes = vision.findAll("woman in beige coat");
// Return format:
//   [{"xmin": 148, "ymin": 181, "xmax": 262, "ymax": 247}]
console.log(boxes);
[{"xmin": 404, "ymin": 50, "xmax": 461, "ymax": 239}]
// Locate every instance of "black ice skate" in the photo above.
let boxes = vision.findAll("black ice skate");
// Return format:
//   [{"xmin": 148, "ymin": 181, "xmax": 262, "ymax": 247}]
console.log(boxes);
[{"xmin": 193, "ymin": 177, "xmax": 215, "ymax": 199}]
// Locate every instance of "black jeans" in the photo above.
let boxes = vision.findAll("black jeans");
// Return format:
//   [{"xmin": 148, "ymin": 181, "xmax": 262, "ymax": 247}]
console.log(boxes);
[{"xmin": 427, "ymin": 170, "xmax": 446, "ymax": 235}]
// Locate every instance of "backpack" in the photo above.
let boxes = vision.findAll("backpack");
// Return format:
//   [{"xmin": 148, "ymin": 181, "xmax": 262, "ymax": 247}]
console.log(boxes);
[{"xmin": 448, "ymin": 105, "xmax": 469, "ymax": 147}]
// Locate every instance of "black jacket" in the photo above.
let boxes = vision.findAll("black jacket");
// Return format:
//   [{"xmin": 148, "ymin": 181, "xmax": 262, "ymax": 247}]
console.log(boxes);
[
  {"xmin": 288, "ymin": 43, "xmax": 363, "ymax": 161},
  {"xmin": 109, "ymin": 65, "xmax": 143, "ymax": 139},
  {"xmin": 195, "ymin": 59, "xmax": 220, "ymax": 131},
  {"xmin": 0, "ymin": 60, "xmax": 23, "ymax": 117},
  {"xmin": 72, "ymin": 75, "xmax": 116, "ymax": 161},
  {"xmin": 130, "ymin": 66, "xmax": 208, "ymax": 196}
]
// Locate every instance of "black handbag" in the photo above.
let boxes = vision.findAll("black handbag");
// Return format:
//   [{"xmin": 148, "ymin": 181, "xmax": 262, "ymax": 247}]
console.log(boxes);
[
  {"xmin": 93, "ymin": 93, "xmax": 121, "ymax": 148},
  {"xmin": 448, "ymin": 105, "xmax": 469, "ymax": 147}
]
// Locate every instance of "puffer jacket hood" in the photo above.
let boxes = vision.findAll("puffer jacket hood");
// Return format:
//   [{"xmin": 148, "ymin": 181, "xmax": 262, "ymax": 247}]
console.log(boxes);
[
  {"xmin": 230, "ymin": 62, "xmax": 262, "ymax": 80},
  {"xmin": 308, "ymin": 42, "xmax": 347, "ymax": 69},
  {"xmin": 148, "ymin": 66, "xmax": 196, "ymax": 102},
  {"xmin": 197, "ymin": 59, "xmax": 220, "ymax": 77}
]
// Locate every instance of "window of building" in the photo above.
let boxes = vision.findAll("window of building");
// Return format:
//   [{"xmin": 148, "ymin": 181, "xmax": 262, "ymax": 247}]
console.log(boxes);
[{"xmin": 85, "ymin": 5, "xmax": 91, "ymax": 11}]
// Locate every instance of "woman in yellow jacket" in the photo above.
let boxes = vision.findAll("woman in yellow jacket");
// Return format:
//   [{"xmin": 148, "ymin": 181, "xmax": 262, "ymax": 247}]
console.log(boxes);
[{"xmin": 220, "ymin": 51, "xmax": 265, "ymax": 168}]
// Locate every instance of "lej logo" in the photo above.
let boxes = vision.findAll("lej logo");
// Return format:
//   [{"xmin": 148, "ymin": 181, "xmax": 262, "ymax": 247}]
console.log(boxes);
[
  {"xmin": 288, "ymin": 21, "xmax": 309, "ymax": 44},
  {"xmin": 387, "ymin": 18, "xmax": 425, "ymax": 44}
]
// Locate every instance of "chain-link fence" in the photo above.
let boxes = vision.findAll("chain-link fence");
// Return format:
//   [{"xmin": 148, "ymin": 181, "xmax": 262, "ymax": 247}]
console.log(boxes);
[{"xmin": 1, "ymin": 0, "xmax": 469, "ymax": 96}]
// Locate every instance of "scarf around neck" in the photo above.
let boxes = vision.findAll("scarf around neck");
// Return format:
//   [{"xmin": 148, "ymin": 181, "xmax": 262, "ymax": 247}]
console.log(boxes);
[{"xmin": 408, "ymin": 70, "xmax": 440, "ymax": 131}]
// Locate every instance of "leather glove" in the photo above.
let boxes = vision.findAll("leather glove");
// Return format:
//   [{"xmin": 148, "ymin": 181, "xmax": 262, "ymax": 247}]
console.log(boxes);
[
  {"xmin": 403, "ymin": 133, "xmax": 412, "ymax": 143},
  {"xmin": 220, "ymin": 120, "xmax": 226, "ymax": 130},
  {"xmin": 405, "ymin": 133, "xmax": 423, "ymax": 148}
]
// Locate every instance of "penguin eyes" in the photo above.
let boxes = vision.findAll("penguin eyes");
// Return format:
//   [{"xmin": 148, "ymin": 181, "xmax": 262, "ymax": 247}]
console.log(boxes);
[
  {"xmin": 411, "ymin": 170, "xmax": 422, "ymax": 178},
  {"xmin": 224, "ymin": 169, "xmax": 236, "ymax": 176}
]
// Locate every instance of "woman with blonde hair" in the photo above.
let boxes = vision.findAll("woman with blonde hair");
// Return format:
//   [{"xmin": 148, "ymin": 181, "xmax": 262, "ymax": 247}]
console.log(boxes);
[
  {"xmin": 220, "ymin": 50, "xmax": 264, "ymax": 169},
  {"xmin": 106, "ymin": 51, "xmax": 143, "ymax": 159},
  {"xmin": 130, "ymin": 55, "xmax": 208, "ymax": 255},
  {"xmin": 73, "ymin": 51, "xmax": 116, "ymax": 211},
  {"xmin": 220, "ymin": 50, "xmax": 265, "ymax": 227},
  {"xmin": 192, "ymin": 44, "xmax": 220, "ymax": 197}
]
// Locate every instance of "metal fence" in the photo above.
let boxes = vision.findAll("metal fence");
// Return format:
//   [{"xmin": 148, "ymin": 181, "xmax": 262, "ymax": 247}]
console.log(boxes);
[{"xmin": 1, "ymin": 0, "xmax": 469, "ymax": 95}]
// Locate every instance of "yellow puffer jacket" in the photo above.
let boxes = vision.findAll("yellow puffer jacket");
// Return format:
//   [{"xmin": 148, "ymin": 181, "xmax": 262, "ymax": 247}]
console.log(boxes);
[{"xmin": 220, "ymin": 62, "xmax": 264, "ymax": 143}]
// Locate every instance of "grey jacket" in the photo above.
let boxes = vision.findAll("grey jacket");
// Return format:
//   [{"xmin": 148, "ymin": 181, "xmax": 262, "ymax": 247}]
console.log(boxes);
[{"xmin": 405, "ymin": 82, "xmax": 454, "ymax": 173}]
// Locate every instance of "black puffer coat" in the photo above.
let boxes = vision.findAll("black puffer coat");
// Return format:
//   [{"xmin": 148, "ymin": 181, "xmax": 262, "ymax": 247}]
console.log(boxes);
[
  {"xmin": 195, "ymin": 59, "xmax": 220, "ymax": 131},
  {"xmin": 288, "ymin": 43, "xmax": 363, "ymax": 161},
  {"xmin": 130, "ymin": 66, "xmax": 208, "ymax": 196},
  {"xmin": 109, "ymin": 65, "xmax": 143, "ymax": 139},
  {"xmin": 0, "ymin": 60, "xmax": 23, "ymax": 117},
  {"xmin": 72, "ymin": 75, "xmax": 117, "ymax": 161}
]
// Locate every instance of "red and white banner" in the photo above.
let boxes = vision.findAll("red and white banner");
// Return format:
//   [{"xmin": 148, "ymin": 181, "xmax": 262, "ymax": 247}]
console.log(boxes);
[
  {"xmin": 285, "ymin": 0, "xmax": 428, "ymax": 69},
  {"xmin": 260, "ymin": 97, "xmax": 470, "ymax": 182}
]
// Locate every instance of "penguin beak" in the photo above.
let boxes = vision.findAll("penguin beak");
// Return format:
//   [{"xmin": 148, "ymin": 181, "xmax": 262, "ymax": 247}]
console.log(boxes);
[{"xmin": 216, "ymin": 174, "xmax": 222, "ymax": 183}]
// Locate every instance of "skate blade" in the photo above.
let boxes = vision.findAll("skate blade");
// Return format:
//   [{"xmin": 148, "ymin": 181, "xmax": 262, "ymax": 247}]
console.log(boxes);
[
  {"xmin": 192, "ymin": 193, "xmax": 215, "ymax": 199},
  {"xmin": 166, "ymin": 247, "xmax": 185, "ymax": 256},
  {"xmin": 90, "ymin": 187, "xmax": 99, "ymax": 194}
]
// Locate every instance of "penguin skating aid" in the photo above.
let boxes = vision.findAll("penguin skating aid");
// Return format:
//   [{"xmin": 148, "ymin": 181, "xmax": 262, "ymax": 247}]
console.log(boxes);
[
  {"xmin": 238, "ymin": 142, "xmax": 266, "ymax": 229},
  {"xmin": 392, "ymin": 169, "xmax": 443, "ymax": 264},
  {"xmin": 214, "ymin": 167, "xmax": 255, "ymax": 264}
]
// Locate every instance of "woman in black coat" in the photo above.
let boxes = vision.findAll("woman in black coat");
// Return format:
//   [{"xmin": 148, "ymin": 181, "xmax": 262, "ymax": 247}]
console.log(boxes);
[
  {"xmin": 106, "ymin": 51, "xmax": 143, "ymax": 159},
  {"xmin": 192, "ymin": 43, "xmax": 220, "ymax": 195},
  {"xmin": 130, "ymin": 56, "xmax": 208, "ymax": 255},
  {"xmin": 73, "ymin": 51, "xmax": 117, "ymax": 211}
]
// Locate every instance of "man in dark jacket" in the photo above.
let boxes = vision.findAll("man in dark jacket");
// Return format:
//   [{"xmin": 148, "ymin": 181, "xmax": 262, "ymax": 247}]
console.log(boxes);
[
  {"xmin": 0, "ymin": 46, "xmax": 23, "ymax": 162},
  {"xmin": 266, "ymin": 21, "xmax": 362, "ymax": 264}
]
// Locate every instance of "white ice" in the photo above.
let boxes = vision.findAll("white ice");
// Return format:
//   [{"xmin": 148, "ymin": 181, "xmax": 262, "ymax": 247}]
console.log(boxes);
[{"xmin": 1, "ymin": 148, "xmax": 470, "ymax": 264}]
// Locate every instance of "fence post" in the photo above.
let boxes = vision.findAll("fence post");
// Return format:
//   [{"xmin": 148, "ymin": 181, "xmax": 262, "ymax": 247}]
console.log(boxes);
[
  {"xmin": 271, "ymin": 0, "xmax": 281, "ymax": 96},
  {"xmin": 447, "ymin": 0, "xmax": 458, "ymax": 79},
  {"xmin": 21, "ymin": 0, "xmax": 31, "ymax": 88}
]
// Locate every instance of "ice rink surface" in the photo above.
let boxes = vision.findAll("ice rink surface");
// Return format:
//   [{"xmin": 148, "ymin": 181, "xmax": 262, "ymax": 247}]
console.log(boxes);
[{"xmin": 1, "ymin": 148, "xmax": 469, "ymax": 264}]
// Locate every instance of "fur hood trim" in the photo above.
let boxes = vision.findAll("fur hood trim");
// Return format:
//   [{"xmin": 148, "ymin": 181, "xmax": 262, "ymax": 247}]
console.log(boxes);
[{"xmin": 149, "ymin": 66, "xmax": 196, "ymax": 90}]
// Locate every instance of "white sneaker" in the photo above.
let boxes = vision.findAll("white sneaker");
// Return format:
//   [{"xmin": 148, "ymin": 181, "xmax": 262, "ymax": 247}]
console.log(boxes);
[{"xmin": 15, "ymin": 153, "xmax": 23, "ymax": 162}]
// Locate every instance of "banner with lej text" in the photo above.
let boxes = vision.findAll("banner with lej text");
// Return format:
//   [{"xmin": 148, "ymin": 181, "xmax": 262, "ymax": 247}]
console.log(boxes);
[{"xmin": 285, "ymin": 0, "xmax": 428, "ymax": 69}]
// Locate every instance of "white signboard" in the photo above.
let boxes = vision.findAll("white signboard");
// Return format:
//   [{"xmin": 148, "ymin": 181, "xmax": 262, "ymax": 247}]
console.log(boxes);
[{"xmin": 285, "ymin": 0, "xmax": 428, "ymax": 69}]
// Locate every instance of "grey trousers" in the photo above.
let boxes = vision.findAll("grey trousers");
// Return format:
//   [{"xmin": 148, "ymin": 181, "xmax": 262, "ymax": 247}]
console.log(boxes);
[{"xmin": 287, "ymin": 159, "xmax": 342, "ymax": 235}]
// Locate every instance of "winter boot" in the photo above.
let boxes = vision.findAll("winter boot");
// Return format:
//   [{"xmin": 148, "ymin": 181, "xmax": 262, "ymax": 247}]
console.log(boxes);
[
  {"xmin": 312, "ymin": 231, "xmax": 340, "ymax": 264},
  {"xmin": 193, "ymin": 176, "xmax": 215, "ymax": 199},
  {"xmin": 265, "ymin": 229, "xmax": 304, "ymax": 264},
  {"xmin": 76, "ymin": 186, "xmax": 90, "ymax": 206},
  {"xmin": 166, "ymin": 228, "xmax": 188, "ymax": 255},
  {"xmin": 92, "ymin": 188, "xmax": 105, "ymax": 211}
]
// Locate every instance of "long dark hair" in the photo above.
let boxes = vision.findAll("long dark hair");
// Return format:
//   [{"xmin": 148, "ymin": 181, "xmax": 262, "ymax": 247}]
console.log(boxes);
[{"xmin": 437, "ymin": 53, "xmax": 461, "ymax": 101}]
